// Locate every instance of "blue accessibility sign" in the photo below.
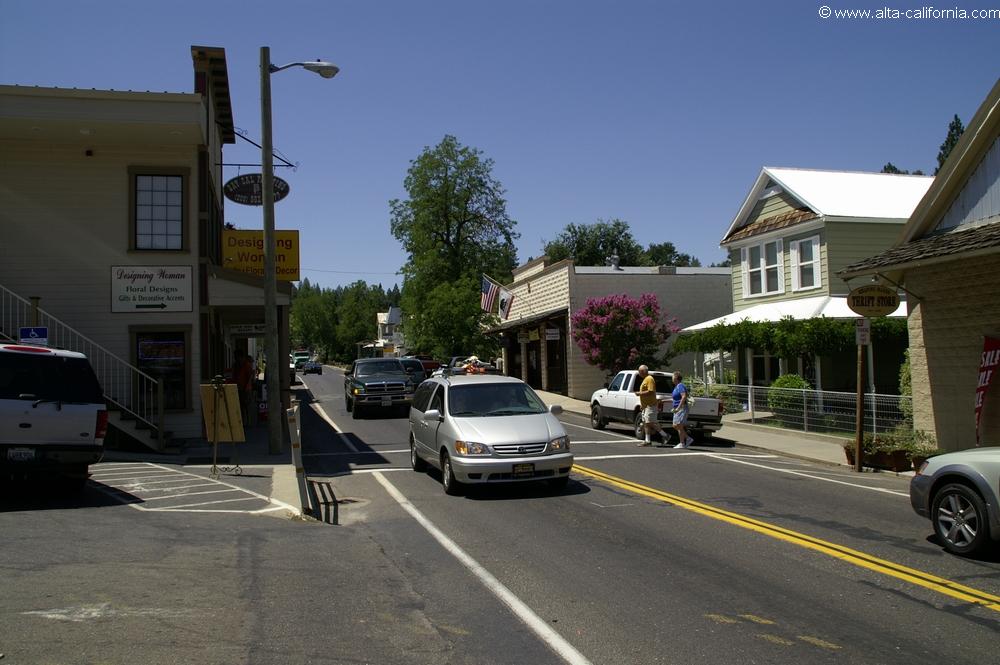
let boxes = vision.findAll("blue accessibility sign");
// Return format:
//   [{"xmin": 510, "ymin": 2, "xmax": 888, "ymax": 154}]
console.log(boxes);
[{"xmin": 18, "ymin": 326, "xmax": 48, "ymax": 345}]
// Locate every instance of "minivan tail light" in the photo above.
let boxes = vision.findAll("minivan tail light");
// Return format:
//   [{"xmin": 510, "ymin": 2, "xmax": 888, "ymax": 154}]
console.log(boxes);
[{"xmin": 95, "ymin": 410, "xmax": 109, "ymax": 442}]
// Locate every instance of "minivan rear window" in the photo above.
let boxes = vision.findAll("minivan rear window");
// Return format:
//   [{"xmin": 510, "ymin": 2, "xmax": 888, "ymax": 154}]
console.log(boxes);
[{"xmin": 0, "ymin": 353, "xmax": 104, "ymax": 403}]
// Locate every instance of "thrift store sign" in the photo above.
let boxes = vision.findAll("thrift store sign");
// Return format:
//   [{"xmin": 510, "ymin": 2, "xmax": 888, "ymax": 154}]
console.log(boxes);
[{"xmin": 976, "ymin": 336, "xmax": 1000, "ymax": 444}]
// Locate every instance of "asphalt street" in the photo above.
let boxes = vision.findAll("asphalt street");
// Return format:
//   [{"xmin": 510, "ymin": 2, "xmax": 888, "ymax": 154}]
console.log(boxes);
[
  {"xmin": 2, "ymin": 365, "xmax": 999, "ymax": 665},
  {"xmin": 299, "ymin": 367, "xmax": 1000, "ymax": 664}
]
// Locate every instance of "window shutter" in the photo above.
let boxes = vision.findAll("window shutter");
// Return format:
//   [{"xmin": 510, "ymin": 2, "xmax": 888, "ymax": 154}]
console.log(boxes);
[
  {"xmin": 812, "ymin": 236, "xmax": 822, "ymax": 289},
  {"xmin": 740, "ymin": 247, "xmax": 749, "ymax": 299},
  {"xmin": 790, "ymin": 240, "xmax": 800, "ymax": 291},
  {"xmin": 776, "ymin": 239, "xmax": 785, "ymax": 294}
]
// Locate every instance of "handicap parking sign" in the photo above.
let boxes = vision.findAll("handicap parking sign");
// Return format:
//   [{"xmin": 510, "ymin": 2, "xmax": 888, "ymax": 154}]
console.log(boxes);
[{"xmin": 18, "ymin": 326, "xmax": 48, "ymax": 346}]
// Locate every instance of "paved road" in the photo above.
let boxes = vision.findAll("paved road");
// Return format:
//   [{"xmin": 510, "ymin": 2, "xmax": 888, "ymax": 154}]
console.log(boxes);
[{"xmin": 299, "ymin": 367, "xmax": 1000, "ymax": 665}]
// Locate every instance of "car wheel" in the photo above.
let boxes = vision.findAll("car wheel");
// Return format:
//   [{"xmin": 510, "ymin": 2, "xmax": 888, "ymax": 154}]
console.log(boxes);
[
  {"xmin": 345, "ymin": 396, "xmax": 353, "ymax": 412},
  {"xmin": 932, "ymin": 483, "xmax": 990, "ymax": 556},
  {"xmin": 590, "ymin": 404, "xmax": 607, "ymax": 430},
  {"xmin": 352, "ymin": 404, "xmax": 362, "ymax": 419},
  {"xmin": 441, "ymin": 452, "xmax": 463, "ymax": 496},
  {"xmin": 410, "ymin": 435, "xmax": 427, "ymax": 472},
  {"xmin": 548, "ymin": 476, "xmax": 570, "ymax": 492},
  {"xmin": 633, "ymin": 410, "xmax": 645, "ymax": 440},
  {"xmin": 317, "ymin": 369, "xmax": 322, "ymax": 375}
]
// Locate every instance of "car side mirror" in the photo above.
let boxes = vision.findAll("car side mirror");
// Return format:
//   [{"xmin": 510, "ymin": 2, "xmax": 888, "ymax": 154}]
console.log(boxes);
[
  {"xmin": 423, "ymin": 409, "xmax": 442, "ymax": 422},
  {"xmin": 548, "ymin": 404, "xmax": 563, "ymax": 416}
]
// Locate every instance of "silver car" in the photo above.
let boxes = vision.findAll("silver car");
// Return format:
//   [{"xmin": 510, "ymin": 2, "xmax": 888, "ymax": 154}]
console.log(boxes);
[
  {"xmin": 910, "ymin": 446, "xmax": 1000, "ymax": 555},
  {"xmin": 408, "ymin": 375, "xmax": 573, "ymax": 495}
]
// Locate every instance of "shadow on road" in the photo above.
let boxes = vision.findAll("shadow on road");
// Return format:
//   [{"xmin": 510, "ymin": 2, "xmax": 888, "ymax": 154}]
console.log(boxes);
[
  {"xmin": 0, "ymin": 479, "xmax": 138, "ymax": 513},
  {"xmin": 297, "ymin": 388, "xmax": 396, "ymax": 476}
]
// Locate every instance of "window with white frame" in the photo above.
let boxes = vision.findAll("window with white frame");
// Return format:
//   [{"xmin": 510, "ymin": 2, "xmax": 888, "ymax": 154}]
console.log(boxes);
[
  {"xmin": 741, "ymin": 239, "xmax": 783, "ymax": 297},
  {"xmin": 134, "ymin": 174, "xmax": 184, "ymax": 250},
  {"xmin": 790, "ymin": 235, "xmax": 822, "ymax": 291}
]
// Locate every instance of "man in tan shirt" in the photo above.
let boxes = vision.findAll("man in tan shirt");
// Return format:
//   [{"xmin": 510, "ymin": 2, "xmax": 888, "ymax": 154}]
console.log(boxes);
[{"xmin": 635, "ymin": 365, "xmax": 667, "ymax": 447}]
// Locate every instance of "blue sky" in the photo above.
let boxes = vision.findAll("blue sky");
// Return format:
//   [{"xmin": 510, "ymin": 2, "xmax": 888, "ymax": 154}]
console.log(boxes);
[{"xmin": 2, "ymin": 0, "xmax": 997, "ymax": 288}]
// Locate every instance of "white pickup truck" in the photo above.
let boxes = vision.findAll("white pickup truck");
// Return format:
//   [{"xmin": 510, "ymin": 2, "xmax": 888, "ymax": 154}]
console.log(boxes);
[{"xmin": 588, "ymin": 369, "xmax": 723, "ymax": 441}]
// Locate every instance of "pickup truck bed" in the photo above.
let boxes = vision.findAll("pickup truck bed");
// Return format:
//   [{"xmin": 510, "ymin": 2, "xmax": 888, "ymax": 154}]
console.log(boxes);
[{"xmin": 588, "ymin": 370, "xmax": 722, "ymax": 441}]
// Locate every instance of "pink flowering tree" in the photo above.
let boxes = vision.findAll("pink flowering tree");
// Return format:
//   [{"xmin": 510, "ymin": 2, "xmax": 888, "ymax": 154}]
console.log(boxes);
[{"xmin": 571, "ymin": 293, "xmax": 679, "ymax": 375}]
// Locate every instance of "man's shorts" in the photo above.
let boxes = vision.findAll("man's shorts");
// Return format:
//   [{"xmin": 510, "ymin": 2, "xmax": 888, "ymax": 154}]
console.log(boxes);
[
  {"xmin": 672, "ymin": 406, "xmax": 689, "ymax": 426},
  {"xmin": 642, "ymin": 405, "xmax": 659, "ymax": 424}
]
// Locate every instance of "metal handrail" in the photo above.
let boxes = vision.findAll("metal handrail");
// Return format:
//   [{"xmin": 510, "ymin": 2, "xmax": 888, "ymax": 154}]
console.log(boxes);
[{"xmin": 0, "ymin": 284, "xmax": 165, "ymax": 449}]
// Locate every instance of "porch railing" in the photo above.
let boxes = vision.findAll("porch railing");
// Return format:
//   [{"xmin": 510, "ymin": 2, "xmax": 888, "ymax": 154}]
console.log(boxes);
[
  {"xmin": 0, "ymin": 284, "xmax": 165, "ymax": 448},
  {"xmin": 702, "ymin": 383, "xmax": 911, "ymax": 437}
]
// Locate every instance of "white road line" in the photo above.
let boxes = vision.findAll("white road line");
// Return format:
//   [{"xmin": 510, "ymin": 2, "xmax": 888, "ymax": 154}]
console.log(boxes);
[
  {"xmin": 373, "ymin": 472, "xmax": 593, "ymax": 665},
  {"xmin": 145, "ymin": 496, "xmax": 260, "ymax": 510},
  {"xmin": 140, "ymin": 488, "xmax": 240, "ymax": 502},
  {"xmin": 574, "ymin": 452, "xmax": 778, "ymax": 461},
  {"xmin": 704, "ymin": 454, "xmax": 910, "ymax": 497},
  {"xmin": 119, "ymin": 478, "xmax": 213, "ymax": 488},
  {"xmin": 90, "ymin": 472, "xmax": 178, "ymax": 481},
  {"xmin": 309, "ymin": 402, "xmax": 358, "ymax": 452},
  {"xmin": 303, "ymin": 448, "xmax": 409, "ymax": 457},
  {"xmin": 125, "ymin": 483, "xmax": 218, "ymax": 493},
  {"xmin": 142, "ymin": 463, "xmax": 301, "ymax": 514}
]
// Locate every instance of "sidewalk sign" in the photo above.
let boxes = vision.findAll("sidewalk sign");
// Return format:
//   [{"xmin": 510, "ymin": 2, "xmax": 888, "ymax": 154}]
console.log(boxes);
[{"xmin": 200, "ymin": 377, "xmax": 245, "ymax": 479}]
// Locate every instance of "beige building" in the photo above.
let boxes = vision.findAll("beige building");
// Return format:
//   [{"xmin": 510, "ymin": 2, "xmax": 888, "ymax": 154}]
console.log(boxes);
[
  {"xmin": 492, "ymin": 257, "xmax": 731, "ymax": 399},
  {"xmin": 0, "ymin": 46, "xmax": 292, "ymax": 446},
  {"xmin": 686, "ymin": 167, "xmax": 933, "ymax": 392},
  {"xmin": 842, "ymin": 78, "xmax": 1000, "ymax": 449}
]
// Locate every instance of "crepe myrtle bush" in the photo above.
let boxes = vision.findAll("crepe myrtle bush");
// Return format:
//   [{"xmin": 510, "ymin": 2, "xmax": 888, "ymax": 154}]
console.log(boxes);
[{"xmin": 571, "ymin": 293, "xmax": 679, "ymax": 375}]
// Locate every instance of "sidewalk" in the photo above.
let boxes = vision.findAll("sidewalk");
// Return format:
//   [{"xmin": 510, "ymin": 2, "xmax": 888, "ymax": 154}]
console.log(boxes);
[
  {"xmin": 534, "ymin": 389, "xmax": 849, "ymax": 467},
  {"xmin": 102, "ymin": 417, "xmax": 303, "ymax": 515}
]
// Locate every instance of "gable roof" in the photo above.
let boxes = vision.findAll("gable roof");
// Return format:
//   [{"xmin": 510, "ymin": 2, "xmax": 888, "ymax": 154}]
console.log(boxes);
[
  {"xmin": 840, "ymin": 77, "xmax": 1000, "ymax": 278},
  {"xmin": 723, "ymin": 167, "xmax": 933, "ymax": 243}
]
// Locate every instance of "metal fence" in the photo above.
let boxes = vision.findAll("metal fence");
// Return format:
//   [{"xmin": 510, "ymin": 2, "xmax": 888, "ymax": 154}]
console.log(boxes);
[
  {"xmin": 699, "ymin": 383, "xmax": 912, "ymax": 437},
  {"xmin": 1, "ymin": 284, "xmax": 165, "ymax": 448}
]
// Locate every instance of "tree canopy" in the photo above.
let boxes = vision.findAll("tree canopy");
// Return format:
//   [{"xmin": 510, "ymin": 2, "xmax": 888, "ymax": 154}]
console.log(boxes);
[
  {"xmin": 542, "ymin": 219, "xmax": 703, "ymax": 267},
  {"xmin": 390, "ymin": 135, "xmax": 518, "ymax": 358},
  {"xmin": 936, "ymin": 114, "xmax": 965, "ymax": 175}
]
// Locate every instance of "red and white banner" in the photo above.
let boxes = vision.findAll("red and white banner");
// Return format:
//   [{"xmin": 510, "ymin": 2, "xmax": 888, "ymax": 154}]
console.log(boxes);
[{"xmin": 975, "ymin": 336, "xmax": 1000, "ymax": 445}]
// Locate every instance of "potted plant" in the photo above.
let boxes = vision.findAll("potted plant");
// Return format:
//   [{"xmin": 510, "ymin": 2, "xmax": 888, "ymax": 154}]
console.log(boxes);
[{"xmin": 908, "ymin": 432, "xmax": 940, "ymax": 471}]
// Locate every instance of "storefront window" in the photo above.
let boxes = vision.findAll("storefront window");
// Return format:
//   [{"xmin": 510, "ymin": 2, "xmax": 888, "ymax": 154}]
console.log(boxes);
[{"xmin": 136, "ymin": 331, "xmax": 187, "ymax": 409}]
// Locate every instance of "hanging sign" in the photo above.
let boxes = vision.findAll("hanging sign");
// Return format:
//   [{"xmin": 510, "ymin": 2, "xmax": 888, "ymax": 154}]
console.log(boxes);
[
  {"xmin": 222, "ymin": 230, "xmax": 300, "ymax": 281},
  {"xmin": 975, "ymin": 336, "xmax": 1000, "ymax": 444},
  {"xmin": 847, "ymin": 284, "xmax": 900, "ymax": 318},
  {"xmin": 223, "ymin": 174, "xmax": 290, "ymax": 206}
]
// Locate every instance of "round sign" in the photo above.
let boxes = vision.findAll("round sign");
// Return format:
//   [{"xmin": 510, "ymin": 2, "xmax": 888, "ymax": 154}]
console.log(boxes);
[
  {"xmin": 223, "ymin": 174, "xmax": 290, "ymax": 206},
  {"xmin": 847, "ymin": 284, "xmax": 900, "ymax": 317}
]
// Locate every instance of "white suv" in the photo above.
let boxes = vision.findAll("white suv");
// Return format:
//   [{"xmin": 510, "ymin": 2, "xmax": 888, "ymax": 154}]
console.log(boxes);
[{"xmin": 0, "ymin": 344, "xmax": 108, "ymax": 490}]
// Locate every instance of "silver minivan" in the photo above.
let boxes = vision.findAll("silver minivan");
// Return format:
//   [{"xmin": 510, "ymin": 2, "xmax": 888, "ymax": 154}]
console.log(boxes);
[
  {"xmin": 0, "ymin": 344, "xmax": 107, "ymax": 489},
  {"xmin": 408, "ymin": 375, "xmax": 573, "ymax": 495}
]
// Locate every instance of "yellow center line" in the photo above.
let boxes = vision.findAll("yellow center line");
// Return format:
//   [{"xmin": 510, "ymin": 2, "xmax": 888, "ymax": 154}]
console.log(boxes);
[{"xmin": 573, "ymin": 464, "xmax": 1000, "ymax": 613}]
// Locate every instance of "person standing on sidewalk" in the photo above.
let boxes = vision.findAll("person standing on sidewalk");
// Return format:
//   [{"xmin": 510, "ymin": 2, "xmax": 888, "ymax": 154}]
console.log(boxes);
[
  {"xmin": 635, "ymin": 365, "xmax": 667, "ymax": 447},
  {"xmin": 672, "ymin": 370, "xmax": 695, "ymax": 449}
]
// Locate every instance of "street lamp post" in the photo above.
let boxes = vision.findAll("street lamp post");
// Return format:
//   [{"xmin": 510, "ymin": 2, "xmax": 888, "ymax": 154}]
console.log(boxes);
[{"xmin": 260, "ymin": 46, "xmax": 338, "ymax": 454}]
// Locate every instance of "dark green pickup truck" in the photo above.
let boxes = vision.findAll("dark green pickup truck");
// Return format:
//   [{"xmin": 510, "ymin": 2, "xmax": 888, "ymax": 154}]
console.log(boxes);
[{"xmin": 344, "ymin": 358, "xmax": 417, "ymax": 419}]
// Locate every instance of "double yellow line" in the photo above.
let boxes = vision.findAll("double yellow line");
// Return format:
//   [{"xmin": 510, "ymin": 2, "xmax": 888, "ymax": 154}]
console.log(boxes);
[{"xmin": 574, "ymin": 464, "xmax": 1000, "ymax": 613}]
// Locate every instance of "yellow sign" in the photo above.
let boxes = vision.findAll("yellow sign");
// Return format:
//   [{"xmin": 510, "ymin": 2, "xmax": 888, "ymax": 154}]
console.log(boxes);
[
  {"xmin": 222, "ymin": 230, "xmax": 300, "ymax": 281},
  {"xmin": 199, "ymin": 383, "xmax": 245, "ymax": 443},
  {"xmin": 847, "ymin": 284, "xmax": 901, "ymax": 318}
]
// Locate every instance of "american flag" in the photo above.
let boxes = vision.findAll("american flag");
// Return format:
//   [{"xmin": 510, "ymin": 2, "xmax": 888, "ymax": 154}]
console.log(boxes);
[{"xmin": 481, "ymin": 275, "xmax": 500, "ymax": 311}]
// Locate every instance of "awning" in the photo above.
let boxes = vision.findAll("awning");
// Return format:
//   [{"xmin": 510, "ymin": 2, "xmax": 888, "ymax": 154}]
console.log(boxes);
[
  {"xmin": 484, "ymin": 307, "xmax": 568, "ymax": 334},
  {"xmin": 682, "ymin": 295, "xmax": 905, "ymax": 332}
]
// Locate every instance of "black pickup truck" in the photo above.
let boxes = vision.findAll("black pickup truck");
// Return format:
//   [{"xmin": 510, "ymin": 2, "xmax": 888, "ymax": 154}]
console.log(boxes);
[{"xmin": 344, "ymin": 358, "xmax": 417, "ymax": 419}]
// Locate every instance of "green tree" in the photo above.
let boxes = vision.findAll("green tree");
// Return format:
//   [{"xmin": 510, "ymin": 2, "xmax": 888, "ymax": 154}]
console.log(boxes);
[
  {"xmin": 390, "ymin": 135, "xmax": 518, "ymax": 356},
  {"xmin": 936, "ymin": 114, "xmax": 965, "ymax": 175},
  {"xmin": 543, "ymin": 219, "xmax": 644, "ymax": 266},
  {"xmin": 642, "ymin": 241, "xmax": 701, "ymax": 267}
]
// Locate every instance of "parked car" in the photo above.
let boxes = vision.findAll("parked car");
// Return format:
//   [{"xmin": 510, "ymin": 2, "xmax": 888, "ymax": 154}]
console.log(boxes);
[
  {"xmin": 302, "ymin": 359, "xmax": 323, "ymax": 375},
  {"xmin": 0, "ymin": 343, "xmax": 108, "ymax": 490},
  {"xmin": 399, "ymin": 357, "xmax": 428, "ymax": 381},
  {"xmin": 408, "ymin": 374, "xmax": 573, "ymax": 495},
  {"xmin": 588, "ymin": 369, "xmax": 723, "ymax": 442},
  {"xmin": 292, "ymin": 350, "xmax": 312, "ymax": 369},
  {"xmin": 288, "ymin": 355, "xmax": 297, "ymax": 384},
  {"xmin": 404, "ymin": 354, "xmax": 441, "ymax": 375},
  {"xmin": 344, "ymin": 358, "xmax": 418, "ymax": 419},
  {"xmin": 909, "ymin": 446, "xmax": 1000, "ymax": 555}
]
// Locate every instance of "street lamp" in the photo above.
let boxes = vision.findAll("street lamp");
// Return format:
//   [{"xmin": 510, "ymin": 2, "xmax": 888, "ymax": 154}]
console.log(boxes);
[{"xmin": 260, "ymin": 47, "xmax": 338, "ymax": 454}]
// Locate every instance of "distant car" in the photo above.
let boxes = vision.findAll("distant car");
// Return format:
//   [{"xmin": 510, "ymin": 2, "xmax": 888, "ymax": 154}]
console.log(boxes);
[
  {"xmin": 289, "ymin": 355, "xmax": 297, "ymax": 384},
  {"xmin": 404, "ymin": 355, "xmax": 441, "ymax": 375},
  {"xmin": 399, "ymin": 357, "xmax": 428, "ymax": 381},
  {"xmin": 344, "ymin": 358, "xmax": 418, "ymax": 419},
  {"xmin": 910, "ymin": 446, "xmax": 1000, "ymax": 555},
  {"xmin": 408, "ymin": 374, "xmax": 573, "ymax": 495},
  {"xmin": 0, "ymin": 343, "xmax": 108, "ymax": 491},
  {"xmin": 302, "ymin": 359, "xmax": 323, "ymax": 375},
  {"xmin": 292, "ymin": 350, "xmax": 312, "ymax": 369}
]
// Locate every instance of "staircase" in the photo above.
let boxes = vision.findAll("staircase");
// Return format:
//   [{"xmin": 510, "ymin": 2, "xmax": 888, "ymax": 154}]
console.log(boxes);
[{"xmin": 1, "ymin": 284, "xmax": 168, "ymax": 450}]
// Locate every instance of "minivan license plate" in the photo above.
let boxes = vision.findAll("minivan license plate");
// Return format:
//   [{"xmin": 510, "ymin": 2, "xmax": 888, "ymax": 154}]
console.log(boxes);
[
  {"xmin": 512, "ymin": 463, "xmax": 534, "ymax": 478},
  {"xmin": 7, "ymin": 447, "xmax": 35, "ymax": 462}
]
